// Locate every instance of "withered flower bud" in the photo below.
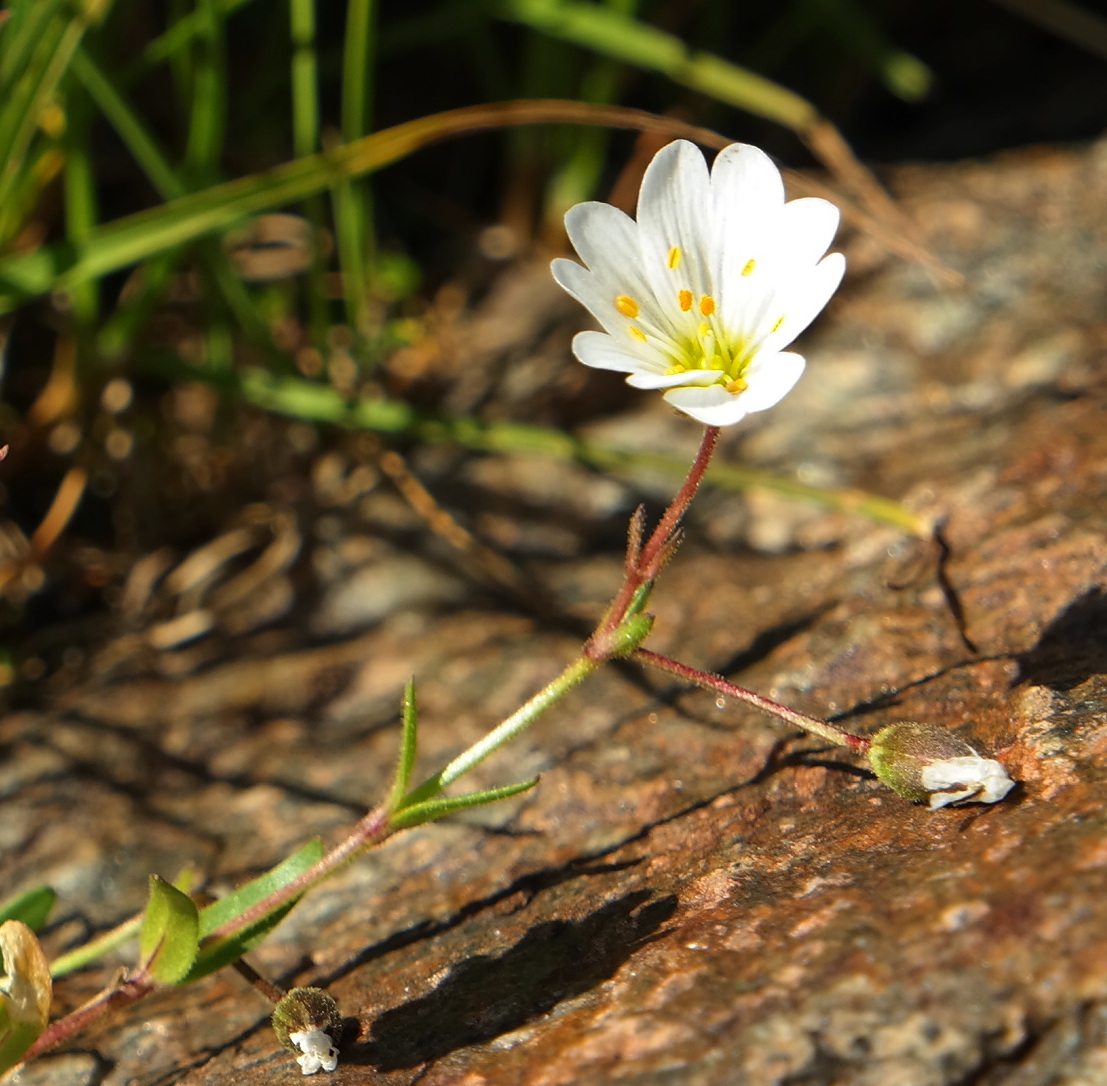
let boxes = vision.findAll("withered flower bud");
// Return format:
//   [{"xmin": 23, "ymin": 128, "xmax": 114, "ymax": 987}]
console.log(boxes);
[
  {"xmin": 272, "ymin": 987, "xmax": 342, "ymax": 1075},
  {"xmin": 868, "ymin": 721, "xmax": 1014, "ymax": 810}
]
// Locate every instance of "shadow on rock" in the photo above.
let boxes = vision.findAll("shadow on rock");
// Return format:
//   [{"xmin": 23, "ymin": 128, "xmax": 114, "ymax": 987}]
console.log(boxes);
[
  {"xmin": 353, "ymin": 890, "xmax": 677, "ymax": 1070},
  {"xmin": 1015, "ymin": 586, "xmax": 1107, "ymax": 691}
]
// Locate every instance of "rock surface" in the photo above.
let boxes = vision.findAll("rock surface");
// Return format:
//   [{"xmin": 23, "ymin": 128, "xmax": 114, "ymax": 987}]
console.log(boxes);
[{"xmin": 5, "ymin": 138, "xmax": 1107, "ymax": 1085}]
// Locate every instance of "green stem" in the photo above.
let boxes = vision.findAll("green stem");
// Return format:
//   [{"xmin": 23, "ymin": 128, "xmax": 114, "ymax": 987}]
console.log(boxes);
[
  {"xmin": 403, "ymin": 655, "xmax": 600, "ymax": 807},
  {"xmin": 589, "ymin": 425, "xmax": 720, "ymax": 653}
]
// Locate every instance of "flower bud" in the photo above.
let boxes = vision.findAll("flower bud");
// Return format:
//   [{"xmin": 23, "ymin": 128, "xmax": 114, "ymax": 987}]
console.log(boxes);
[
  {"xmin": 868, "ymin": 721, "xmax": 1015, "ymax": 810},
  {"xmin": 272, "ymin": 987, "xmax": 342, "ymax": 1075}
]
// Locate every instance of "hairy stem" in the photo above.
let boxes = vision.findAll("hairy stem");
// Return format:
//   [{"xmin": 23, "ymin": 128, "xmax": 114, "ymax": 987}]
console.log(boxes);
[{"xmin": 634, "ymin": 648, "xmax": 870, "ymax": 753}]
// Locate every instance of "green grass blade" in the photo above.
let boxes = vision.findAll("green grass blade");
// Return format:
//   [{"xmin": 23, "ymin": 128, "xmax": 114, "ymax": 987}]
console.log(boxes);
[
  {"xmin": 496, "ymin": 0, "xmax": 818, "ymax": 134},
  {"xmin": 290, "ymin": 0, "xmax": 320, "ymax": 157},
  {"xmin": 334, "ymin": 0, "xmax": 377, "ymax": 339},
  {"xmin": 139, "ymin": 0, "xmax": 254, "ymax": 71},
  {"xmin": 0, "ymin": 100, "xmax": 721, "ymax": 309},
  {"xmin": 0, "ymin": 3, "xmax": 85, "ymax": 218},
  {"xmin": 802, "ymin": 0, "xmax": 931, "ymax": 101},
  {"xmin": 70, "ymin": 47, "xmax": 185, "ymax": 200},
  {"xmin": 184, "ymin": 0, "xmax": 228, "ymax": 184},
  {"xmin": 0, "ymin": 888, "xmax": 55, "ymax": 932}
]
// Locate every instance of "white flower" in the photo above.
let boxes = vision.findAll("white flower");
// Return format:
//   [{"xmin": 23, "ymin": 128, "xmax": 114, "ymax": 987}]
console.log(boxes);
[
  {"xmin": 289, "ymin": 1028, "xmax": 339, "ymax": 1075},
  {"xmin": 921, "ymin": 754, "xmax": 1015, "ymax": 810},
  {"xmin": 552, "ymin": 139, "xmax": 845, "ymax": 427}
]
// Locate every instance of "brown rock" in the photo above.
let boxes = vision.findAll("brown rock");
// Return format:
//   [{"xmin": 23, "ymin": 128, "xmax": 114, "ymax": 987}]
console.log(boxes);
[{"xmin": 7, "ymin": 139, "xmax": 1107, "ymax": 1084}]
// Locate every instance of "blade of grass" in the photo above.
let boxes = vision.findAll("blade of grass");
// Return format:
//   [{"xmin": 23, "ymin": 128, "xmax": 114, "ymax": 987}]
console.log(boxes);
[
  {"xmin": 184, "ymin": 0, "xmax": 228, "ymax": 185},
  {"xmin": 495, "ymin": 0, "xmax": 818, "ymax": 133},
  {"xmin": 495, "ymin": 0, "xmax": 921, "ymax": 258},
  {"xmin": 289, "ymin": 0, "xmax": 331, "ymax": 354},
  {"xmin": 333, "ymin": 0, "xmax": 376, "ymax": 341},
  {"xmin": 289, "ymin": 0, "xmax": 320, "ymax": 158},
  {"xmin": 139, "ymin": 0, "xmax": 255, "ymax": 72},
  {"xmin": 801, "ymin": 0, "xmax": 931, "ymax": 101},
  {"xmin": 0, "ymin": 0, "xmax": 103, "ymax": 234},
  {"xmin": 70, "ymin": 47, "xmax": 184, "ymax": 201},
  {"xmin": 0, "ymin": 101, "xmax": 734, "ymax": 309},
  {"xmin": 234, "ymin": 368, "xmax": 930, "ymax": 536}
]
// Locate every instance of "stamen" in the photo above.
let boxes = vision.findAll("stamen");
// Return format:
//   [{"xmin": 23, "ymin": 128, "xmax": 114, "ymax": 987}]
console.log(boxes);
[
  {"xmin": 615, "ymin": 294, "xmax": 640, "ymax": 318},
  {"xmin": 699, "ymin": 295, "xmax": 716, "ymax": 317},
  {"xmin": 678, "ymin": 290, "xmax": 693, "ymax": 312},
  {"xmin": 725, "ymin": 377, "xmax": 748, "ymax": 395},
  {"xmin": 629, "ymin": 326, "xmax": 648, "ymax": 343},
  {"xmin": 742, "ymin": 259, "xmax": 756, "ymax": 277},
  {"xmin": 771, "ymin": 315, "xmax": 785, "ymax": 334},
  {"xmin": 668, "ymin": 247, "xmax": 682, "ymax": 270}
]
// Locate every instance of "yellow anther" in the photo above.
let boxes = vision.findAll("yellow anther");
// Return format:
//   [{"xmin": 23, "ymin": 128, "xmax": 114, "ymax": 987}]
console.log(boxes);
[
  {"xmin": 699, "ymin": 295, "xmax": 716, "ymax": 317},
  {"xmin": 725, "ymin": 377, "xmax": 748, "ymax": 395},
  {"xmin": 771, "ymin": 315, "xmax": 786, "ymax": 334},
  {"xmin": 668, "ymin": 247, "xmax": 682, "ymax": 270},
  {"xmin": 615, "ymin": 294, "xmax": 640, "ymax": 318},
  {"xmin": 678, "ymin": 290, "xmax": 693, "ymax": 312},
  {"xmin": 629, "ymin": 326, "xmax": 648, "ymax": 343},
  {"xmin": 742, "ymin": 259, "xmax": 756, "ymax": 277}
]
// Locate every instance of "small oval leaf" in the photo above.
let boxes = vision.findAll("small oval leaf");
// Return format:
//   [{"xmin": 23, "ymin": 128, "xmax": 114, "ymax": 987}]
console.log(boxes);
[{"xmin": 139, "ymin": 876, "xmax": 200, "ymax": 985}]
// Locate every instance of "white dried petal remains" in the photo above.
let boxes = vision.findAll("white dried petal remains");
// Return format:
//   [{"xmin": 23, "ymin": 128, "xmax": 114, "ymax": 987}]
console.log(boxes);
[
  {"xmin": 552, "ymin": 140, "xmax": 845, "ymax": 426},
  {"xmin": 921, "ymin": 754, "xmax": 1015, "ymax": 810},
  {"xmin": 289, "ymin": 1028, "xmax": 339, "ymax": 1075}
]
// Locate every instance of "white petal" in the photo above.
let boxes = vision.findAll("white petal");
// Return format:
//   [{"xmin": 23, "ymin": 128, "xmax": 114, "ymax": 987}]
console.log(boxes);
[
  {"xmin": 626, "ymin": 368, "xmax": 720, "ymax": 390},
  {"xmin": 290, "ymin": 1029, "xmax": 339, "ymax": 1075},
  {"xmin": 562, "ymin": 200, "xmax": 638, "ymax": 278},
  {"xmin": 774, "ymin": 197, "xmax": 841, "ymax": 267},
  {"xmin": 560, "ymin": 203, "xmax": 662, "ymax": 321},
  {"xmin": 637, "ymin": 141, "xmax": 711, "ymax": 254},
  {"xmin": 922, "ymin": 755, "xmax": 1015, "ymax": 809},
  {"xmin": 737, "ymin": 351, "xmax": 806, "ymax": 413},
  {"xmin": 758, "ymin": 252, "xmax": 846, "ymax": 353},
  {"xmin": 552, "ymin": 258, "xmax": 623, "ymax": 334},
  {"xmin": 712, "ymin": 144, "xmax": 786, "ymax": 285},
  {"xmin": 571, "ymin": 330, "xmax": 652, "ymax": 374},
  {"xmin": 636, "ymin": 141, "xmax": 715, "ymax": 322},
  {"xmin": 711, "ymin": 143, "xmax": 785, "ymax": 213},
  {"xmin": 663, "ymin": 384, "xmax": 752, "ymax": 427}
]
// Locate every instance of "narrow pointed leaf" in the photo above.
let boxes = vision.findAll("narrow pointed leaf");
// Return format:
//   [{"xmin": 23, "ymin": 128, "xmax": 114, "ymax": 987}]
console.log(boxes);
[
  {"xmin": 389, "ymin": 777, "xmax": 538, "ymax": 831},
  {"xmin": 0, "ymin": 888, "xmax": 55, "ymax": 932},
  {"xmin": 388, "ymin": 679, "xmax": 420, "ymax": 811},
  {"xmin": 138, "ymin": 876, "xmax": 200, "ymax": 985}
]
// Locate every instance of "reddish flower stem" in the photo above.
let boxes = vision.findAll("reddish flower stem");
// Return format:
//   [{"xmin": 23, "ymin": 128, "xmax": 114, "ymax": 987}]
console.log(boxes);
[
  {"xmin": 589, "ymin": 426, "xmax": 720, "ymax": 658},
  {"xmin": 23, "ymin": 974, "xmax": 155, "ymax": 1063},
  {"xmin": 634, "ymin": 648, "xmax": 870, "ymax": 753},
  {"xmin": 210, "ymin": 804, "xmax": 393, "ymax": 942}
]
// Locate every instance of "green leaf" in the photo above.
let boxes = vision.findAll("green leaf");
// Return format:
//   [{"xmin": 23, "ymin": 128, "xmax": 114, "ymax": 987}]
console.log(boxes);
[
  {"xmin": 388, "ymin": 679, "xmax": 420, "ymax": 811},
  {"xmin": 138, "ymin": 876, "xmax": 200, "ymax": 986},
  {"xmin": 184, "ymin": 838, "xmax": 324, "ymax": 983},
  {"xmin": 389, "ymin": 777, "xmax": 538, "ymax": 831},
  {"xmin": 0, "ymin": 887, "xmax": 55, "ymax": 932}
]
